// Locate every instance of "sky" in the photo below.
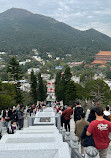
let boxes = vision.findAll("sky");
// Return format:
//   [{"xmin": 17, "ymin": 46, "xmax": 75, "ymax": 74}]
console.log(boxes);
[{"xmin": 0, "ymin": 0, "xmax": 111, "ymax": 37}]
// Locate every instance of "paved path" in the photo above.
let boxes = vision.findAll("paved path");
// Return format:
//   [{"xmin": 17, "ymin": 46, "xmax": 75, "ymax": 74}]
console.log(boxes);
[{"xmin": 1, "ymin": 115, "xmax": 111, "ymax": 157}]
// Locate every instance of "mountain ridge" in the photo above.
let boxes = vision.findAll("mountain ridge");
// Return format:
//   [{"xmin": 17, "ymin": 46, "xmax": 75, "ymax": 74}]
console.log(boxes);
[{"xmin": 0, "ymin": 8, "xmax": 111, "ymax": 61}]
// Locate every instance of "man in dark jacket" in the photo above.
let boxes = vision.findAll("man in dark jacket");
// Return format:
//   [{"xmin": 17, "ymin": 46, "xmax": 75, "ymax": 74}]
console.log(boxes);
[{"xmin": 74, "ymin": 102, "xmax": 83, "ymax": 123}]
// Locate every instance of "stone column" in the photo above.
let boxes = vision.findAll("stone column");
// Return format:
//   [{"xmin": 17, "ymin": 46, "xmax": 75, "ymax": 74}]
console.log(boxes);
[{"xmin": 85, "ymin": 146, "xmax": 98, "ymax": 158}]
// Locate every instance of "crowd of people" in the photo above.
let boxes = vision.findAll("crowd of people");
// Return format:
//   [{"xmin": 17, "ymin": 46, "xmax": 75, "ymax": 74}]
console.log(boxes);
[
  {"xmin": 0, "ymin": 104, "xmax": 25, "ymax": 137},
  {"xmin": 0, "ymin": 102, "xmax": 50, "ymax": 137},
  {"xmin": 54, "ymin": 101, "xmax": 111, "ymax": 158},
  {"xmin": 75, "ymin": 104, "xmax": 111, "ymax": 158},
  {"xmin": 0, "ymin": 101, "xmax": 111, "ymax": 158}
]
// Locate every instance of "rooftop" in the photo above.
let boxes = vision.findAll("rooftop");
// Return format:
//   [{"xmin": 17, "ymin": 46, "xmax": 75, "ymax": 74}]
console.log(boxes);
[
  {"xmin": 91, "ymin": 60, "xmax": 107, "ymax": 65},
  {"xmin": 96, "ymin": 51, "xmax": 111, "ymax": 56}
]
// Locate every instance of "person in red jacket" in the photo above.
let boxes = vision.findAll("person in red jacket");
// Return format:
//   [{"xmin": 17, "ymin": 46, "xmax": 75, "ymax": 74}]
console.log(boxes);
[
  {"xmin": 86, "ymin": 106, "xmax": 111, "ymax": 158},
  {"xmin": 62, "ymin": 105, "xmax": 73, "ymax": 132}
]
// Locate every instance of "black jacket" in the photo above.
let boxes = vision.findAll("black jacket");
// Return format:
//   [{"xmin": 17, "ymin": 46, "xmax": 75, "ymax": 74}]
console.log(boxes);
[
  {"xmin": 87, "ymin": 109, "xmax": 96, "ymax": 122},
  {"xmin": 74, "ymin": 107, "xmax": 83, "ymax": 122},
  {"xmin": 3, "ymin": 110, "xmax": 12, "ymax": 121},
  {"xmin": 81, "ymin": 125, "xmax": 95, "ymax": 147},
  {"xmin": 103, "ymin": 115, "xmax": 110, "ymax": 121}
]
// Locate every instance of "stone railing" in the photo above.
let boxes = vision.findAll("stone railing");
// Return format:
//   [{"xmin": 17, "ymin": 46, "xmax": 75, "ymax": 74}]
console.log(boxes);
[{"xmin": 60, "ymin": 127, "xmax": 99, "ymax": 158}]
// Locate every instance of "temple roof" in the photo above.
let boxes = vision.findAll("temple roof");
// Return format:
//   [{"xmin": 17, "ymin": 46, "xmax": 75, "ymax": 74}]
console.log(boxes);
[
  {"xmin": 99, "ymin": 65, "xmax": 106, "ymax": 68},
  {"xmin": 91, "ymin": 60, "xmax": 107, "ymax": 65},
  {"xmin": 97, "ymin": 51, "xmax": 111, "ymax": 56}
]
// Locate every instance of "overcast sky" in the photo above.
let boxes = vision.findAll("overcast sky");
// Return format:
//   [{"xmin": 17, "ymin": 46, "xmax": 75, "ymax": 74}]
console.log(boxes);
[{"xmin": 0, "ymin": 0, "xmax": 111, "ymax": 37}]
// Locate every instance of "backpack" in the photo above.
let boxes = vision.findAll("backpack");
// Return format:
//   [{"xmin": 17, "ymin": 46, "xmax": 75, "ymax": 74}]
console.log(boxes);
[{"xmin": 74, "ymin": 107, "xmax": 83, "ymax": 121}]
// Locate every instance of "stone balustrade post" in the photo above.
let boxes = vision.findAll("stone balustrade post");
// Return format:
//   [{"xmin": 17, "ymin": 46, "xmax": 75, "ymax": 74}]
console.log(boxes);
[
  {"xmin": 85, "ymin": 146, "xmax": 98, "ymax": 158},
  {"xmin": 27, "ymin": 116, "xmax": 33, "ymax": 127},
  {"xmin": 62, "ymin": 129, "xmax": 66, "ymax": 141},
  {"xmin": 70, "ymin": 135, "xmax": 79, "ymax": 151},
  {"xmin": 64, "ymin": 132, "xmax": 70, "ymax": 145},
  {"xmin": 70, "ymin": 136, "xmax": 82, "ymax": 158},
  {"xmin": 56, "ymin": 113, "xmax": 61, "ymax": 131},
  {"xmin": 59, "ymin": 127, "xmax": 63, "ymax": 134}
]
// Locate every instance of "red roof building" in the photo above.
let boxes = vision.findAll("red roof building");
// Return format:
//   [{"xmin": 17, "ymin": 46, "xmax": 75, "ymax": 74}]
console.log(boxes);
[{"xmin": 91, "ymin": 51, "xmax": 111, "ymax": 65}]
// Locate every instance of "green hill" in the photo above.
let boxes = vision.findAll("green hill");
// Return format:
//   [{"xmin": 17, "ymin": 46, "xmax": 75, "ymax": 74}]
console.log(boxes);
[{"xmin": 0, "ymin": 8, "xmax": 111, "ymax": 60}]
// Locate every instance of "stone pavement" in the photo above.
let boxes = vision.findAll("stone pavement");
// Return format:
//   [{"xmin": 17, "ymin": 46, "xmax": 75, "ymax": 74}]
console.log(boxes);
[
  {"xmin": 0, "ymin": 110, "xmax": 70, "ymax": 158},
  {"xmin": 1, "ymin": 115, "xmax": 111, "ymax": 158}
]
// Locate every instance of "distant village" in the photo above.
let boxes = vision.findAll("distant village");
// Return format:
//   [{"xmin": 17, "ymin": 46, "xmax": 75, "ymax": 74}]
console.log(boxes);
[{"xmin": 1, "ymin": 48, "xmax": 111, "ymax": 103}]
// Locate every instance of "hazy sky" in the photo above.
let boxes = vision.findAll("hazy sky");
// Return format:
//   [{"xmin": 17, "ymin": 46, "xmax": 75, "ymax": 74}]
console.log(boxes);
[{"xmin": 0, "ymin": 0, "xmax": 111, "ymax": 37}]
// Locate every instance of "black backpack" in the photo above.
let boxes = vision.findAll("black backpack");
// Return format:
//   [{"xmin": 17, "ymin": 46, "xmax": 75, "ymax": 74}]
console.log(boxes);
[{"xmin": 74, "ymin": 107, "xmax": 83, "ymax": 121}]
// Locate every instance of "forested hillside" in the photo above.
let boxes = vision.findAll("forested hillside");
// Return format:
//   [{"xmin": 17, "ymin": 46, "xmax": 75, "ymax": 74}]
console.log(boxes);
[{"xmin": 0, "ymin": 8, "xmax": 111, "ymax": 60}]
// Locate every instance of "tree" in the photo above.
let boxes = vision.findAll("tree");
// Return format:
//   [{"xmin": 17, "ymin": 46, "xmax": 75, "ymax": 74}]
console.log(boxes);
[
  {"xmin": 85, "ymin": 79, "xmax": 111, "ymax": 105},
  {"xmin": 55, "ymin": 71, "xmax": 64, "ymax": 101},
  {"xmin": 55, "ymin": 67, "xmax": 73, "ymax": 103},
  {"xmin": 22, "ymin": 91, "xmax": 33, "ymax": 106},
  {"xmin": 75, "ymin": 83, "xmax": 89, "ymax": 101},
  {"xmin": 7, "ymin": 57, "xmax": 21, "ymax": 81},
  {"xmin": 80, "ymin": 70, "xmax": 94, "ymax": 84},
  {"xmin": 37, "ymin": 72, "xmax": 46, "ymax": 101},
  {"xmin": 106, "ymin": 70, "xmax": 111, "ymax": 79},
  {"xmin": 30, "ymin": 70, "xmax": 37, "ymax": 104},
  {"xmin": 7, "ymin": 57, "xmax": 23, "ymax": 104},
  {"xmin": 0, "ymin": 81, "xmax": 16, "ymax": 111},
  {"xmin": 62, "ymin": 66, "xmax": 72, "ymax": 83},
  {"xmin": 15, "ymin": 82, "xmax": 23, "ymax": 104},
  {"xmin": 65, "ymin": 81, "xmax": 77, "ymax": 105}
]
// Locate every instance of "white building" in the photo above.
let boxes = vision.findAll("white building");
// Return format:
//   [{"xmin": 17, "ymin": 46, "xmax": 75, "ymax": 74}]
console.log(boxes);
[
  {"xmin": 93, "ymin": 73, "xmax": 105, "ymax": 80},
  {"xmin": 66, "ymin": 54, "xmax": 72, "ymax": 57},
  {"xmin": 26, "ymin": 59, "xmax": 31, "ymax": 62},
  {"xmin": 20, "ymin": 83, "xmax": 31, "ymax": 92},
  {"xmin": 48, "ymin": 54, "xmax": 52, "ymax": 58},
  {"xmin": 27, "ymin": 68, "xmax": 40, "ymax": 74},
  {"xmin": 40, "ymin": 61, "xmax": 45, "ymax": 65},
  {"xmin": 0, "ymin": 65, "xmax": 6, "ymax": 68},
  {"xmin": 55, "ymin": 57, "xmax": 60, "ymax": 60},
  {"xmin": 104, "ymin": 81, "xmax": 111, "ymax": 90},
  {"xmin": 41, "ymin": 74, "xmax": 51, "ymax": 81},
  {"xmin": 0, "ymin": 52, "xmax": 6, "ymax": 55},
  {"xmin": 32, "ymin": 56, "xmax": 43, "ymax": 62},
  {"xmin": 19, "ymin": 61, "xmax": 26, "ymax": 66},
  {"xmin": 32, "ymin": 49, "xmax": 39, "ymax": 55},
  {"xmin": 71, "ymin": 76, "xmax": 80, "ymax": 83}
]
